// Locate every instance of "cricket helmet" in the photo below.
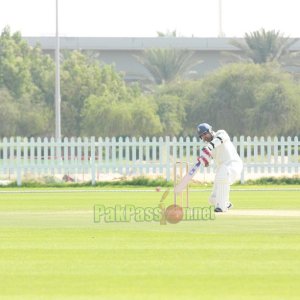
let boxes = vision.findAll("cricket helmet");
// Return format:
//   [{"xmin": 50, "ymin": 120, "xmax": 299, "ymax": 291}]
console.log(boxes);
[{"xmin": 197, "ymin": 123, "xmax": 212, "ymax": 138}]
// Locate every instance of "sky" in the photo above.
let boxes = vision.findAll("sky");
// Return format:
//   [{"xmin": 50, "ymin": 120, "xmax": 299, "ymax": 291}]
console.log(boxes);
[{"xmin": 0, "ymin": 0, "xmax": 299, "ymax": 38}]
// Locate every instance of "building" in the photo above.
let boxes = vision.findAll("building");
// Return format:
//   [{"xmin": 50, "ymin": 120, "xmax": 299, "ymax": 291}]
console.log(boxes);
[{"xmin": 23, "ymin": 37, "xmax": 300, "ymax": 83}]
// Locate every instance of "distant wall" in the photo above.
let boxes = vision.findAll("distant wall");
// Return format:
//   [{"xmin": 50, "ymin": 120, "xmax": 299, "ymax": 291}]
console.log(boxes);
[{"xmin": 23, "ymin": 37, "xmax": 300, "ymax": 82}]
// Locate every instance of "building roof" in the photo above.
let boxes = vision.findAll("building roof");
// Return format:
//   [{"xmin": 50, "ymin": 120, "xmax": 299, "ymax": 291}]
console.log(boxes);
[
  {"xmin": 23, "ymin": 36, "xmax": 300, "ymax": 51},
  {"xmin": 23, "ymin": 37, "xmax": 242, "ymax": 51}
]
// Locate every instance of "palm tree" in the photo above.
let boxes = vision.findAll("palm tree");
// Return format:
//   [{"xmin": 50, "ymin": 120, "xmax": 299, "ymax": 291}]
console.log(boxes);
[
  {"xmin": 135, "ymin": 48, "xmax": 202, "ymax": 85},
  {"xmin": 224, "ymin": 28, "xmax": 300, "ymax": 65},
  {"xmin": 156, "ymin": 30, "xmax": 178, "ymax": 37}
]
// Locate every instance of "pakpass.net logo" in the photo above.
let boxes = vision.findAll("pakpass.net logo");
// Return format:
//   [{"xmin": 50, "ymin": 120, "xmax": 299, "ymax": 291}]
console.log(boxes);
[{"xmin": 93, "ymin": 204, "xmax": 215, "ymax": 224}]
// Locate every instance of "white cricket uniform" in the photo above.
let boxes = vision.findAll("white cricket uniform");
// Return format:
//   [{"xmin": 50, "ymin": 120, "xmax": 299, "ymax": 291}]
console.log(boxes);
[{"xmin": 206, "ymin": 130, "xmax": 243, "ymax": 211}]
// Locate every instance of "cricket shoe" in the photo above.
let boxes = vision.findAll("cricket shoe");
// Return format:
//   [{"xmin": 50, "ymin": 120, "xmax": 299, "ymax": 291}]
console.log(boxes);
[
  {"xmin": 227, "ymin": 202, "xmax": 233, "ymax": 210},
  {"xmin": 214, "ymin": 203, "xmax": 233, "ymax": 213},
  {"xmin": 214, "ymin": 207, "xmax": 223, "ymax": 213}
]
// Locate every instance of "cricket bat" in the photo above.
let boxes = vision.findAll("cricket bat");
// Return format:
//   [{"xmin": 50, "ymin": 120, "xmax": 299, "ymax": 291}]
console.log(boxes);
[{"xmin": 174, "ymin": 161, "xmax": 201, "ymax": 194}]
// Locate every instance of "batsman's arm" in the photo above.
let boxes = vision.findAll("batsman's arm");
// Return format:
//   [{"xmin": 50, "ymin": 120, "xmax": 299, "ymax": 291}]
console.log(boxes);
[{"xmin": 205, "ymin": 130, "xmax": 230, "ymax": 151}]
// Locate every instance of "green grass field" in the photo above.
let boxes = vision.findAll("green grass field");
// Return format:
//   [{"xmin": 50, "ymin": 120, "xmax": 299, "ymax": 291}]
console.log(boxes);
[{"xmin": 0, "ymin": 186, "xmax": 299, "ymax": 299}]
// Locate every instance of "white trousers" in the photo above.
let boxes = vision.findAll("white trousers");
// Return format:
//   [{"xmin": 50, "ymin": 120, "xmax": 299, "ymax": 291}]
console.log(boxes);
[{"xmin": 209, "ymin": 161, "xmax": 243, "ymax": 211}]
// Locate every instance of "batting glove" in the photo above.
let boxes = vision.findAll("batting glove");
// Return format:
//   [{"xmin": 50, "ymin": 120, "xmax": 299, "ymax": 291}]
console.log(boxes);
[
  {"xmin": 197, "ymin": 155, "xmax": 209, "ymax": 167},
  {"xmin": 197, "ymin": 146, "xmax": 212, "ymax": 167},
  {"xmin": 201, "ymin": 146, "xmax": 212, "ymax": 157}
]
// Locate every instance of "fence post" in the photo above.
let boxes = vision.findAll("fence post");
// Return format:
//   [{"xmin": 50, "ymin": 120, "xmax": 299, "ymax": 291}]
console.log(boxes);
[
  {"xmin": 117, "ymin": 137, "xmax": 123, "ymax": 175},
  {"xmin": 16, "ymin": 137, "xmax": 22, "ymax": 186},
  {"xmin": 165, "ymin": 136, "xmax": 171, "ymax": 181},
  {"xmin": 293, "ymin": 136, "xmax": 299, "ymax": 174},
  {"xmin": 152, "ymin": 136, "xmax": 157, "ymax": 174},
  {"xmin": 90, "ymin": 137, "xmax": 96, "ymax": 185},
  {"xmin": 132, "ymin": 137, "xmax": 137, "ymax": 174},
  {"xmin": 83, "ymin": 137, "xmax": 89, "ymax": 180},
  {"xmin": 260, "ymin": 136, "xmax": 265, "ymax": 175},
  {"xmin": 2, "ymin": 138, "xmax": 8, "ymax": 177},
  {"xmin": 239, "ymin": 136, "xmax": 245, "ymax": 183}
]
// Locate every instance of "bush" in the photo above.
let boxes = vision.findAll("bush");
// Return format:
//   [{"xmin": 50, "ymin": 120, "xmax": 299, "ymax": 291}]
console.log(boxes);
[
  {"xmin": 2, "ymin": 176, "xmax": 173, "ymax": 188},
  {"xmin": 245, "ymin": 176, "xmax": 300, "ymax": 185}
]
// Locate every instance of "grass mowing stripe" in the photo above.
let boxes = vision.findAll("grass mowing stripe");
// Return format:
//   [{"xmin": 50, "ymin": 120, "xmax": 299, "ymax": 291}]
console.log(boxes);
[
  {"xmin": 0, "ymin": 187, "xmax": 299, "ymax": 194},
  {"xmin": 0, "ymin": 187, "xmax": 299, "ymax": 299}
]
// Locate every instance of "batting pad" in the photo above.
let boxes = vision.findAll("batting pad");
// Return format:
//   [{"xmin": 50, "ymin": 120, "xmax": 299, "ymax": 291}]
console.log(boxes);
[
  {"xmin": 215, "ymin": 180, "xmax": 230, "ymax": 211},
  {"xmin": 214, "ymin": 165, "xmax": 230, "ymax": 211}
]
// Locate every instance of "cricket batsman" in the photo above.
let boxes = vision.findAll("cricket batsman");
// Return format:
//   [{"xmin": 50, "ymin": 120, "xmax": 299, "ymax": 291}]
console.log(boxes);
[{"xmin": 197, "ymin": 123, "xmax": 243, "ymax": 212}]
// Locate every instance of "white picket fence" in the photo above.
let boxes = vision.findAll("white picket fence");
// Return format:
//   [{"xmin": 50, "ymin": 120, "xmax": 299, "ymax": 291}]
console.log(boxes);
[{"xmin": 0, "ymin": 136, "xmax": 299, "ymax": 186}]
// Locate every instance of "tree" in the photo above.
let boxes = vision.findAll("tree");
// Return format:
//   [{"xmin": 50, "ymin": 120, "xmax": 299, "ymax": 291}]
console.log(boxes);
[
  {"xmin": 154, "ymin": 94, "xmax": 186, "ymax": 136},
  {"xmin": 81, "ymin": 93, "xmax": 162, "ymax": 137},
  {"xmin": 16, "ymin": 95, "xmax": 53, "ymax": 137},
  {"xmin": 156, "ymin": 30, "xmax": 178, "ymax": 37},
  {"xmin": 0, "ymin": 87, "xmax": 52, "ymax": 138},
  {"xmin": 29, "ymin": 45, "xmax": 55, "ymax": 106},
  {"xmin": 130, "ymin": 97, "xmax": 162, "ymax": 136},
  {"xmin": 60, "ymin": 51, "xmax": 131, "ymax": 136},
  {"xmin": 0, "ymin": 88, "xmax": 19, "ymax": 136},
  {"xmin": 0, "ymin": 27, "xmax": 54, "ymax": 137},
  {"xmin": 0, "ymin": 27, "xmax": 34, "ymax": 97},
  {"xmin": 225, "ymin": 28, "xmax": 300, "ymax": 65},
  {"xmin": 81, "ymin": 94, "xmax": 132, "ymax": 137},
  {"xmin": 250, "ymin": 81, "xmax": 300, "ymax": 136},
  {"xmin": 135, "ymin": 48, "xmax": 202, "ymax": 85},
  {"xmin": 187, "ymin": 63, "xmax": 300, "ymax": 136}
]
